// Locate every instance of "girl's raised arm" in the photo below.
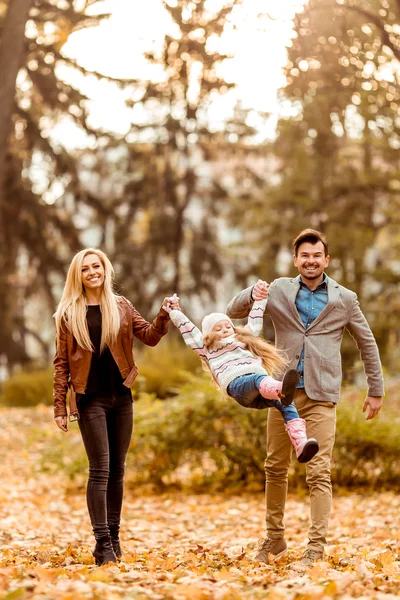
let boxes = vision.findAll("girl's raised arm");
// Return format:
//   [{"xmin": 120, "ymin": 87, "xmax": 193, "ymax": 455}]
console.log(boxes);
[
  {"xmin": 163, "ymin": 300, "xmax": 208, "ymax": 357},
  {"xmin": 245, "ymin": 298, "xmax": 268, "ymax": 336}
]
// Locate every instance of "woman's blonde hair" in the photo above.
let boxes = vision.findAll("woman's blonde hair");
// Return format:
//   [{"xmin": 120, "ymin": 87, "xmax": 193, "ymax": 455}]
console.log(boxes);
[
  {"xmin": 54, "ymin": 248, "xmax": 121, "ymax": 352},
  {"xmin": 203, "ymin": 326, "xmax": 287, "ymax": 378}
]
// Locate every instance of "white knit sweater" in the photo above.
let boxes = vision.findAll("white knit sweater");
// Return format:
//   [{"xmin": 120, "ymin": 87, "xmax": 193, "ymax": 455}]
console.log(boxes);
[{"xmin": 169, "ymin": 299, "xmax": 268, "ymax": 392}]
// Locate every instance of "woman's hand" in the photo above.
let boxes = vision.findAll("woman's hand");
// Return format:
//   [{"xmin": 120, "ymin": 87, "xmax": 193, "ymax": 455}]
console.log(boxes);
[
  {"xmin": 162, "ymin": 294, "xmax": 180, "ymax": 313},
  {"xmin": 55, "ymin": 416, "xmax": 68, "ymax": 432}
]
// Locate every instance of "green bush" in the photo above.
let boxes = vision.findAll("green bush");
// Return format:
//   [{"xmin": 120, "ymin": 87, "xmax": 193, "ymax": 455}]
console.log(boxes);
[
  {"xmin": 36, "ymin": 424, "xmax": 88, "ymax": 486},
  {"xmin": 127, "ymin": 380, "xmax": 400, "ymax": 492},
  {"xmin": 133, "ymin": 337, "xmax": 202, "ymax": 398},
  {"xmin": 128, "ymin": 376, "xmax": 268, "ymax": 492},
  {"xmin": 333, "ymin": 387, "xmax": 400, "ymax": 488},
  {"xmin": 1, "ymin": 368, "xmax": 53, "ymax": 407}
]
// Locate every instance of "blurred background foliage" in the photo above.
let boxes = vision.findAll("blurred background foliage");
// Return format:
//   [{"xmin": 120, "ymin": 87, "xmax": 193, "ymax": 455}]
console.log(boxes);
[
  {"xmin": 0, "ymin": 0, "xmax": 399, "ymax": 489},
  {"xmin": 0, "ymin": 0, "xmax": 399, "ymax": 375},
  {"xmin": 229, "ymin": 0, "xmax": 400, "ymax": 371}
]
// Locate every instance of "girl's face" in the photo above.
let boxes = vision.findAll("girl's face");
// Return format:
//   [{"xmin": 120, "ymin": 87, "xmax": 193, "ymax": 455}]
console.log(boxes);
[
  {"xmin": 81, "ymin": 253, "xmax": 105, "ymax": 291},
  {"xmin": 212, "ymin": 320, "xmax": 234, "ymax": 339}
]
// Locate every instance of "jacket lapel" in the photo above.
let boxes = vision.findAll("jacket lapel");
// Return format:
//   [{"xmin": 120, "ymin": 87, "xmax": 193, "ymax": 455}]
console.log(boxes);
[
  {"xmin": 287, "ymin": 277, "xmax": 305, "ymax": 328},
  {"xmin": 307, "ymin": 277, "xmax": 340, "ymax": 330}
]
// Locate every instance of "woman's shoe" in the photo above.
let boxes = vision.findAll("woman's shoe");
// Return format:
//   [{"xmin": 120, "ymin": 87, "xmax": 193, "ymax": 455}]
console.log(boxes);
[
  {"xmin": 109, "ymin": 526, "xmax": 123, "ymax": 560},
  {"xmin": 111, "ymin": 537, "xmax": 122, "ymax": 560},
  {"xmin": 93, "ymin": 536, "xmax": 118, "ymax": 566}
]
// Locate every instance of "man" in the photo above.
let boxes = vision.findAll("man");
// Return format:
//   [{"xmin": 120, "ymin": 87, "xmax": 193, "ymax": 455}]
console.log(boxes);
[{"xmin": 226, "ymin": 229, "xmax": 384, "ymax": 566}]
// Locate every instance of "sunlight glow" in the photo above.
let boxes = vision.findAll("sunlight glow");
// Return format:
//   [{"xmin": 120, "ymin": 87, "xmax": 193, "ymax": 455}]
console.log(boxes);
[{"xmin": 55, "ymin": 0, "xmax": 306, "ymax": 144}]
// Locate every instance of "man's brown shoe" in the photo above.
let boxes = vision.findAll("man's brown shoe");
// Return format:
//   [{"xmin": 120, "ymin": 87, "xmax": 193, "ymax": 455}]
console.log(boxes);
[
  {"xmin": 300, "ymin": 549, "xmax": 324, "ymax": 566},
  {"xmin": 255, "ymin": 538, "xmax": 287, "ymax": 563}
]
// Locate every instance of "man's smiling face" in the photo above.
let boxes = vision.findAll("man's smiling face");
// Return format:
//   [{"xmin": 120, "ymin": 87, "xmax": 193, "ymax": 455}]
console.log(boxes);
[{"xmin": 293, "ymin": 241, "xmax": 330, "ymax": 284}]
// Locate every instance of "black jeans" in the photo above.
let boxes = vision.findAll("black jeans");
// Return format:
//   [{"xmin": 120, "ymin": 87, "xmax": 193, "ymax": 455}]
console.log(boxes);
[{"xmin": 77, "ymin": 391, "xmax": 133, "ymax": 540}]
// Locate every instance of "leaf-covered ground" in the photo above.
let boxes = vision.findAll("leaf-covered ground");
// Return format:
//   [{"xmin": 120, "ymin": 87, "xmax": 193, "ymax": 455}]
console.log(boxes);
[{"xmin": 1, "ymin": 407, "xmax": 400, "ymax": 599}]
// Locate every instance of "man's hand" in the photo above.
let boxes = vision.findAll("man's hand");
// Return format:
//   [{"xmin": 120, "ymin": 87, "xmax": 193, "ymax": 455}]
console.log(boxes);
[
  {"xmin": 362, "ymin": 396, "xmax": 383, "ymax": 420},
  {"xmin": 251, "ymin": 279, "xmax": 269, "ymax": 301},
  {"xmin": 55, "ymin": 416, "xmax": 68, "ymax": 432}
]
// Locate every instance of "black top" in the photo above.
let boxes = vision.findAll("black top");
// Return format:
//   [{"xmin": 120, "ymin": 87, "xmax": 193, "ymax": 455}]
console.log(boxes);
[{"xmin": 85, "ymin": 305, "xmax": 128, "ymax": 396}]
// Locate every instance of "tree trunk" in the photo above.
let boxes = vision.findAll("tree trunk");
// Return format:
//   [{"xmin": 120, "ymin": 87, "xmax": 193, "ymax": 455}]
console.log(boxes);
[
  {"xmin": 0, "ymin": 0, "xmax": 33, "ymax": 371},
  {"xmin": 0, "ymin": 0, "xmax": 33, "ymax": 244}
]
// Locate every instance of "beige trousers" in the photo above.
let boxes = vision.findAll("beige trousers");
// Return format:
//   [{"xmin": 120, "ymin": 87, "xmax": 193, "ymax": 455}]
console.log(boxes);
[{"xmin": 265, "ymin": 389, "xmax": 336, "ymax": 552}]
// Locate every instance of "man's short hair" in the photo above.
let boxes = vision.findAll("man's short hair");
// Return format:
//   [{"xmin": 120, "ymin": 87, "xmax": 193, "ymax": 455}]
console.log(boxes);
[{"xmin": 292, "ymin": 229, "xmax": 329, "ymax": 256}]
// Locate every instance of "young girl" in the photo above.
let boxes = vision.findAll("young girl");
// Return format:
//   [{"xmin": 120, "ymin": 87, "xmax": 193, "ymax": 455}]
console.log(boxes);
[{"xmin": 163, "ymin": 294, "xmax": 319, "ymax": 463}]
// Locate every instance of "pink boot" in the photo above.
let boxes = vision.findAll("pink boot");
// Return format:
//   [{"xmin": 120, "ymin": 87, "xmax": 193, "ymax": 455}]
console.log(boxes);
[
  {"xmin": 259, "ymin": 375, "xmax": 282, "ymax": 400},
  {"xmin": 285, "ymin": 418, "xmax": 319, "ymax": 463},
  {"xmin": 259, "ymin": 369, "xmax": 299, "ymax": 406}
]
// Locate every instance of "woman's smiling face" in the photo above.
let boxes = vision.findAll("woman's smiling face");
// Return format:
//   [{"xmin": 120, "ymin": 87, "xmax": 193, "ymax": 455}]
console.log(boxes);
[{"xmin": 81, "ymin": 253, "xmax": 105, "ymax": 291}]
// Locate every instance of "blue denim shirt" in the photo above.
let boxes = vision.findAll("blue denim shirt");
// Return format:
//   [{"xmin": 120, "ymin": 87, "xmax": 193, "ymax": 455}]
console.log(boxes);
[{"xmin": 295, "ymin": 273, "xmax": 328, "ymax": 388}]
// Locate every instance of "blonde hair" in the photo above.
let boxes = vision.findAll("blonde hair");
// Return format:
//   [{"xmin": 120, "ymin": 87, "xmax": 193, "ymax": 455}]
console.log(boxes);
[
  {"xmin": 203, "ymin": 326, "xmax": 287, "ymax": 379},
  {"xmin": 54, "ymin": 248, "xmax": 121, "ymax": 353}
]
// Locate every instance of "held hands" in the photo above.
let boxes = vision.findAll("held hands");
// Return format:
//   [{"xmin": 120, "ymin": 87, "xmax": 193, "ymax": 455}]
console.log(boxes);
[
  {"xmin": 362, "ymin": 396, "xmax": 383, "ymax": 420},
  {"xmin": 162, "ymin": 293, "xmax": 181, "ymax": 314},
  {"xmin": 252, "ymin": 279, "xmax": 269, "ymax": 301},
  {"xmin": 55, "ymin": 416, "xmax": 68, "ymax": 432}
]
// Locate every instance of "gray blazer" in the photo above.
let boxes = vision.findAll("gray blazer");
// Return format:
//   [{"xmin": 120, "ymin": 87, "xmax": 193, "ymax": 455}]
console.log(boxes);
[{"xmin": 226, "ymin": 275, "xmax": 384, "ymax": 403}]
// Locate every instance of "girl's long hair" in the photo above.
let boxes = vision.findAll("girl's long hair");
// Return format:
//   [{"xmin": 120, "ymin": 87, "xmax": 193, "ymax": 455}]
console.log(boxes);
[
  {"xmin": 54, "ymin": 248, "xmax": 120, "ymax": 353},
  {"xmin": 203, "ymin": 326, "xmax": 287, "ymax": 378}
]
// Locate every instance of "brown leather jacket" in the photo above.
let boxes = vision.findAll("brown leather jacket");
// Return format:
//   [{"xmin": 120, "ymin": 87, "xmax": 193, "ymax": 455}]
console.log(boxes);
[{"xmin": 53, "ymin": 297, "xmax": 169, "ymax": 419}]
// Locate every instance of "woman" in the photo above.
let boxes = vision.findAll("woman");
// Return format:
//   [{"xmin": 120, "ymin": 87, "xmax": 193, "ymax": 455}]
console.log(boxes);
[{"xmin": 53, "ymin": 248, "xmax": 175, "ymax": 565}]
